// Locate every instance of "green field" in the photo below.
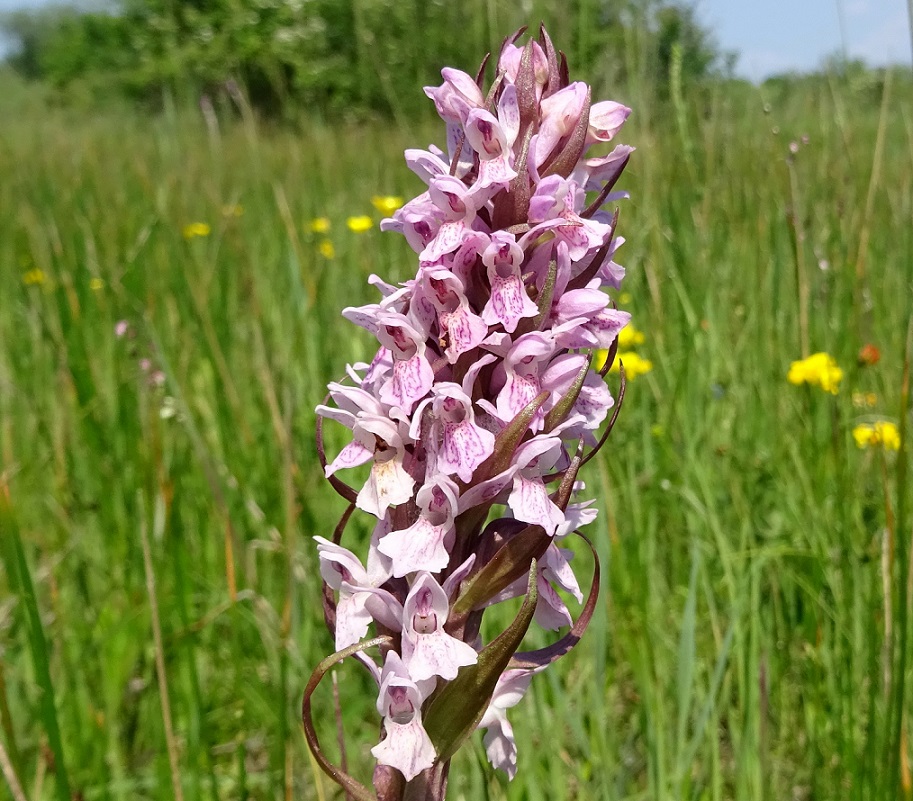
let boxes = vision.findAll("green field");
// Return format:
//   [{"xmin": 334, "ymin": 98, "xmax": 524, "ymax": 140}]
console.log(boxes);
[{"xmin": 1, "ymin": 57, "xmax": 912, "ymax": 801}]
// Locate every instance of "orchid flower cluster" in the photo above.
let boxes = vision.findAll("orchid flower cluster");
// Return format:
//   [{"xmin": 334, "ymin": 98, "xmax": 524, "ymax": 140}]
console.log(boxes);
[{"xmin": 303, "ymin": 26, "xmax": 634, "ymax": 801}]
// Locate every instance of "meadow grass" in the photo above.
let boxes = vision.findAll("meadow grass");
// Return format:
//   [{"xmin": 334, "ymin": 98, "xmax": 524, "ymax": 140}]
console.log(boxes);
[{"xmin": 1, "ymin": 63, "xmax": 912, "ymax": 801}]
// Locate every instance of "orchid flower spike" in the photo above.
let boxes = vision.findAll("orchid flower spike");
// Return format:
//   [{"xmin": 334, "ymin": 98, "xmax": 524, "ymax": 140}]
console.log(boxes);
[{"xmin": 306, "ymin": 25, "xmax": 635, "ymax": 798}]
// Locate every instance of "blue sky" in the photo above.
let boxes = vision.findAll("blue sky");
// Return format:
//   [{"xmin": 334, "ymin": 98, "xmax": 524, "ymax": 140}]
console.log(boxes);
[
  {"xmin": 1, "ymin": 0, "xmax": 910, "ymax": 81},
  {"xmin": 697, "ymin": 0, "xmax": 911, "ymax": 79}
]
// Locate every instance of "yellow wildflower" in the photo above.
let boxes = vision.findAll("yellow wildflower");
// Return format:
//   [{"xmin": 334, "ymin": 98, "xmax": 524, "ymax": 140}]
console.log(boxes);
[
  {"xmin": 613, "ymin": 352, "xmax": 653, "ymax": 378},
  {"xmin": 347, "ymin": 215, "xmax": 374, "ymax": 233},
  {"xmin": 90, "ymin": 277, "xmax": 105, "ymax": 291},
  {"xmin": 787, "ymin": 352, "xmax": 843, "ymax": 394},
  {"xmin": 852, "ymin": 421, "xmax": 900, "ymax": 451},
  {"xmin": 183, "ymin": 222, "xmax": 211, "ymax": 239},
  {"xmin": 309, "ymin": 217, "xmax": 331, "ymax": 233},
  {"xmin": 371, "ymin": 195, "xmax": 403, "ymax": 215},
  {"xmin": 618, "ymin": 324, "xmax": 645, "ymax": 349},
  {"xmin": 593, "ymin": 325, "xmax": 648, "ymax": 372},
  {"xmin": 619, "ymin": 292, "xmax": 632, "ymax": 304},
  {"xmin": 318, "ymin": 239, "xmax": 336, "ymax": 259},
  {"xmin": 23, "ymin": 268, "xmax": 46, "ymax": 286},
  {"xmin": 593, "ymin": 350, "xmax": 653, "ymax": 378}
]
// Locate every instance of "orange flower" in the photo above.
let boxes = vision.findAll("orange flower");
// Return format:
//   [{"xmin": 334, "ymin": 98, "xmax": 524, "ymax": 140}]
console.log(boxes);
[{"xmin": 858, "ymin": 344, "xmax": 880, "ymax": 366}]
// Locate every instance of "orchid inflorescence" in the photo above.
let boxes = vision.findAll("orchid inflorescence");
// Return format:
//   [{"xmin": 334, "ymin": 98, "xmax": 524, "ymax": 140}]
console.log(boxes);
[{"xmin": 303, "ymin": 25, "xmax": 634, "ymax": 801}]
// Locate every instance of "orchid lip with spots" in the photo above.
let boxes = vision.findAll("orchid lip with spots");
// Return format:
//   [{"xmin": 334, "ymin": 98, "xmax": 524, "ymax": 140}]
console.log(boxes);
[{"xmin": 303, "ymin": 24, "xmax": 635, "ymax": 801}]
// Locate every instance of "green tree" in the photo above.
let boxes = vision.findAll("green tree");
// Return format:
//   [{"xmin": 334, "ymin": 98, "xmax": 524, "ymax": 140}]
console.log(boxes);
[{"xmin": 1, "ymin": 0, "xmax": 726, "ymax": 116}]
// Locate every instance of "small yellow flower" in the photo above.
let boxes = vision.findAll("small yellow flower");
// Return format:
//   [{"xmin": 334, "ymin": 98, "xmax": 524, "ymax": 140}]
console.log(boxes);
[
  {"xmin": 852, "ymin": 426, "xmax": 875, "ymax": 449},
  {"xmin": 612, "ymin": 352, "xmax": 653, "ymax": 378},
  {"xmin": 183, "ymin": 222, "xmax": 211, "ymax": 239},
  {"xmin": 222, "ymin": 204, "xmax": 244, "ymax": 217},
  {"xmin": 594, "ymin": 326, "xmax": 647, "ymax": 372},
  {"xmin": 371, "ymin": 195, "xmax": 403, "ymax": 215},
  {"xmin": 23, "ymin": 268, "xmax": 46, "ymax": 286},
  {"xmin": 618, "ymin": 324, "xmax": 645, "ymax": 349},
  {"xmin": 594, "ymin": 350, "xmax": 653, "ymax": 378},
  {"xmin": 787, "ymin": 352, "xmax": 843, "ymax": 394},
  {"xmin": 853, "ymin": 421, "xmax": 900, "ymax": 451},
  {"xmin": 347, "ymin": 215, "xmax": 374, "ymax": 233},
  {"xmin": 90, "ymin": 277, "xmax": 105, "ymax": 291},
  {"xmin": 318, "ymin": 239, "xmax": 336, "ymax": 259},
  {"xmin": 619, "ymin": 292, "xmax": 632, "ymax": 304},
  {"xmin": 308, "ymin": 217, "xmax": 331, "ymax": 233},
  {"xmin": 878, "ymin": 422, "xmax": 901, "ymax": 450}
]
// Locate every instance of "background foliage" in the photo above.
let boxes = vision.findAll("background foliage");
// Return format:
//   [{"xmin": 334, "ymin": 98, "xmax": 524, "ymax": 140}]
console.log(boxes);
[
  {"xmin": 1, "ymin": 3, "xmax": 913, "ymax": 801},
  {"xmin": 0, "ymin": 0, "xmax": 727, "ymax": 115}
]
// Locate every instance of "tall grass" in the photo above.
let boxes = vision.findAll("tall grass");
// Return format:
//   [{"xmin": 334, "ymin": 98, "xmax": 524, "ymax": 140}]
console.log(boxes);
[{"xmin": 0, "ymin": 58, "xmax": 912, "ymax": 800}]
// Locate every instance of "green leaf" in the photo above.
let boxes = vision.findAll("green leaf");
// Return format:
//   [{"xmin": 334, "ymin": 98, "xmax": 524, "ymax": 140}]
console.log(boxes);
[
  {"xmin": 0, "ymin": 489, "xmax": 72, "ymax": 801},
  {"xmin": 453, "ymin": 523, "xmax": 549, "ymax": 615},
  {"xmin": 514, "ymin": 40, "xmax": 538, "ymax": 129},
  {"xmin": 544, "ymin": 354, "xmax": 592, "ymax": 433},
  {"xmin": 675, "ymin": 542, "xmax": 700, "ymax": 752},
  {"xmin": 531, "ymin": 256, "xmax": 558, "ymax": 332},
  {"xmin": 475, "ymin": 390, "xmax": 549, "ymax": 482},
  {"xmin": 509, "ymin": 529, "xmax": 601, "ymax": 670}
]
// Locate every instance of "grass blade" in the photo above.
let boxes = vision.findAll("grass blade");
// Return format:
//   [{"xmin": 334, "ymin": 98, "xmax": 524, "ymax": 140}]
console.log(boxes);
[{"xmin": 0, "ymin": 484, "xmax": 72, "ymax": 801}]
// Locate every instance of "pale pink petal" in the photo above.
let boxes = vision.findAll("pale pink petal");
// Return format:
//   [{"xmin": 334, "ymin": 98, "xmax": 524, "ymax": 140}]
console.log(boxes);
[
  {"xmin": 372, "ymin": 653, "xmax": 437, "ymax": 780},
  {"xmin": 497, "ymin": 371, "xmax": 541, "ymax": 424},
  {"xmin": 440, "ymin": 305, "xmax": 489, "ymax": 362},
  {"xmin": 587, "ymin": 100, "xmax": 631, "ymax": 144},
  {"xmin": 482, "ymin": 717, "xmax": 518, "ymax": 780},
  {"xmin": 508, "ymin": 474, "xmax": 565, "ymax": 537},
  {"xmin": 379, "ymin": 481, "xmax": 458, "ymax": 576},
  {"xmin": 497, "ymin": 83, "xmax": 520, "ymax": 146},
  {"xmin": 534, "ymin": 573, "xmax": 573, "ymax": 630},
  {"xmin": 383, "ymin": 354, "xmax": 434, "ymax": 411},
  {"xmin": 371, "ymin": 718, "xmax": 436, "ymax": 781},
  {"xmin": 421, "ymin": 219, "xmax": 466, "ymax": 262},
  {"xmin": 464, "ymin": 108, "xmax": 509, "ymax": 160},
  {"xmin": 326, "ymin": 439, "xmax": 373, "ymax": 477},
  {"xmin": 357, "ymin": 457, "xmax": 415, "ymax": 518},
  {"xmin": 481, "ymin": 233, "xmax": 537, "ymax": 333},
  {"xmin": 314, "ymin": 537, "xmax": 371, "ymax": 589},
  {"xmin": 406, "ymin": 629, "xmax": 478, "ymax": 682},
  {"xmin": 379, "ymin": 516, "xmax": 451, "ymax": 577},
  {"xmin": 478, "ymin": 669, "xmax": 539, "ymax": 779},
  {"xmin": 402, "ymin": 573, "xmax": 478, "ymax": 681},
  {"xmin": 443, "ymin": 419, "xmax": 493, "ymax": 483},
  {"xmin": 334, "ymin": 593, "xmax": 373, "ymax": 650},
  {"xmin": 442, "ymin": 554, "xmax": 476, "ymax": 598},
  {"xmin": 477, "ymin": 157, "xmax": 518, "ymax": 188},
  {"xmin": 534, "ymin": 82, "xmax": 587, "ymax": 165},
  {"xmin": 543, "ymin": 543, "xmax": 583, "ymax": 603}
]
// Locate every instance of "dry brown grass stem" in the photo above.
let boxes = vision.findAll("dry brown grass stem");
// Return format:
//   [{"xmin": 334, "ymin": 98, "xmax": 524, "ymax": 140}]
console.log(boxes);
[
  {"xmin": 0, "ymin": 737, "xmax": 27, "ymax": 801},
  {"xmin": 140, "ymin": 506, "xmax": 186, "ymax": 801}
]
